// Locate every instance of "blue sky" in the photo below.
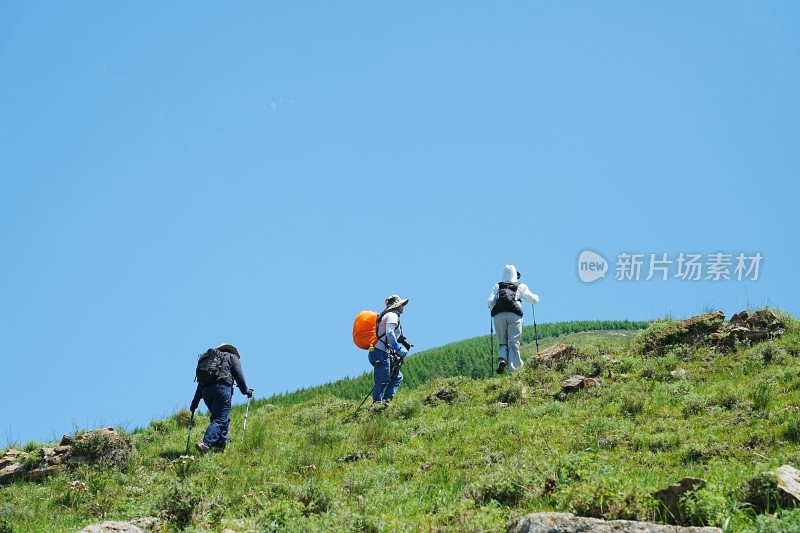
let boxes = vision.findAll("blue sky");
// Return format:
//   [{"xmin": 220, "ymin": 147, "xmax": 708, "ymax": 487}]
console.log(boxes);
[{"xmin": 2, "ymin": 2, "xmax": 798, "ymax": 447}]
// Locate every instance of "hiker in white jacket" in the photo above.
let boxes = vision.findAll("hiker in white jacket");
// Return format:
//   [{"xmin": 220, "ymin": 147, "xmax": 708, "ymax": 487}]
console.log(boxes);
[{"xmin": 488, "ymin": 265, "xmax": 539, "ymax": 373}]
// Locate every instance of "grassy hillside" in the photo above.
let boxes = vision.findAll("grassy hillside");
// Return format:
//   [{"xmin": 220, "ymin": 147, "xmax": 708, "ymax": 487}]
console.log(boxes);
[
  {"xmin": 268, "ymin": 320, "xmax": 650, "ymax": 406},
  {"xmin": 3, "ymin": 311, "xmax": 800, "ymax": 532}
]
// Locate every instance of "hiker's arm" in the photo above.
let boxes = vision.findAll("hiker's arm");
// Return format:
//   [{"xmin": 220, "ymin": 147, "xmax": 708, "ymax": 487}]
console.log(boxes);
[
  {"xmin": 229, "ymin": 356, "xmax": 249, "ymax": 395},
  {"xmin": 386, "ymin": 322, "xmax": 409, "ymax": 356},
  {"xmin": 487, "ymin": 284, "xmax": 498, "ymax": 308},
  {"xmin": 190, "ymin": 385, "xmax": 202, "ymax": 412},
  {"xmin": 520, "ymin": 284, "xmax": 539, "ymax": 305},
  {"xmin": 385, "ymin": 322, "xmax": 400, "ymax": 348}
]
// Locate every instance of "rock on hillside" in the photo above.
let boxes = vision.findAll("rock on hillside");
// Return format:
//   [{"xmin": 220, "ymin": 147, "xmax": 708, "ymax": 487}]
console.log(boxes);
[
  {"xmin": 507, "ymin": 512, "xmax": 721, "ymax": 532},
  {"xmin": 0, "ymin": 428, "xmax": 132, "ymax": 485},
  {"xmin": 79, "ymin": 517, "xmax": 158, "ymax": 532},
  {"xmin": 642, "ymin": 310, "xmax": 786, "ymax": 354}
]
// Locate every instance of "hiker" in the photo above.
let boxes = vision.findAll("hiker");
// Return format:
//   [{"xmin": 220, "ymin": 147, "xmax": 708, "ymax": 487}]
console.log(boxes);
[
  {"xmin": 370, "ymin": 295, "xmax": 412, "ymax": 402},
  {"xmin": 190, "ymin": 343, "xmax": 253, "ymax": 453},
  {"xmin": 488, "ymin": 265, "xmax": 539, "ymax": 373}
]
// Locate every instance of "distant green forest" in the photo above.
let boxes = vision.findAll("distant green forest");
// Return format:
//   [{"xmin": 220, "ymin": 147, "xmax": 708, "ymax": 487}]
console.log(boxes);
[{"xmin": 267, "ymin": 320, "xmax": 649, "ymax": 406}]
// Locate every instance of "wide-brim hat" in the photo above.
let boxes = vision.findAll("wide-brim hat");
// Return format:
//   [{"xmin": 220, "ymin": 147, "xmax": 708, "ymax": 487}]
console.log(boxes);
[
  {"xmin": 216, "ymin": 343, "xmax": 240, "ymax": 358},
  {"xmin": 384, "ymin": 294, "xmax": 410, "ymax": 312}
]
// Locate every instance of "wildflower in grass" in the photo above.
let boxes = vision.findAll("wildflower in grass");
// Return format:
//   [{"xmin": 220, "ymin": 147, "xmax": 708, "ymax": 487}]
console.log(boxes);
[{"xmin": 64, "ymin": 481, "xmax": 89, "ymax": 493}]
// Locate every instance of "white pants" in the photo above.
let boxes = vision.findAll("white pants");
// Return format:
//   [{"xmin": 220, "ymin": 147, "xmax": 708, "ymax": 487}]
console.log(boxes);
[{"xmin": 494, "ymin": 312, "xmax": 524, "ymax": 372}]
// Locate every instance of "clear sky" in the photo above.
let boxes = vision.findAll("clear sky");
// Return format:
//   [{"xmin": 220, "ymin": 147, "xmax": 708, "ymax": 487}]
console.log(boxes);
[{"xmin": 2, "ymin": 2, "xmax": 798, "ymax": 447}]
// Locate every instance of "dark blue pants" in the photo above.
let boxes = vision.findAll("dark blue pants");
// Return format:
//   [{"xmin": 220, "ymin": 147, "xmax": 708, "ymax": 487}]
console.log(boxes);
[
  {"xmin": 368, "ymin": 348, "xmax": 403, "ymax": 402},
  {"xmin": 201, "ymin": 381, "xmax": 233, "ymax": 448}
]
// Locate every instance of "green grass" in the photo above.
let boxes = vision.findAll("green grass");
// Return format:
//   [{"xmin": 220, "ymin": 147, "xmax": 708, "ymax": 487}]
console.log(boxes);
[
  {"xmin": 268, "ymin": 319, "xmax": 649, "ymax": 406},
  {"xmin": 2, "ymin": 312, "xmax": 800, "ymax": 532}
]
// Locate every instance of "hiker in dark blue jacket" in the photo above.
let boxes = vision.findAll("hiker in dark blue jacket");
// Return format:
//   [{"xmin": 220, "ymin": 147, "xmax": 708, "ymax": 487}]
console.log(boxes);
[{"xmin": 190, "ymin": 343, "xmax": 253, "ymax": 453}]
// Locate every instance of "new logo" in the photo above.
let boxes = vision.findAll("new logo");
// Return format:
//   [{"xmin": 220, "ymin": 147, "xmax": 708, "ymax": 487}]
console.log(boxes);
[{"xmin": 578, "ymin": 250, "xmax": 608, "ymax": 283}]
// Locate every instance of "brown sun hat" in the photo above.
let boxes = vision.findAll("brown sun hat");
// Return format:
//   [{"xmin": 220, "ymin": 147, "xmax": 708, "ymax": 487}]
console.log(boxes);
[
  {"xmin": 216, "ymin": 343, "xmax": 240, "ymax": 358},
  {"xmin": 384, "ymin": 294, "xmax": 409, "ymax": 312}
]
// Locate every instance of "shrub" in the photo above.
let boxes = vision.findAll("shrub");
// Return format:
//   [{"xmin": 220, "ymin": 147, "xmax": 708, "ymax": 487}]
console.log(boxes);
[
  {"xmin": 173, "ymin": 409, "xmax": 193, "ymax": 428},
  {"xmin": 295, "ymin": 480, "xmax": 333, "ymax": 516},
  {"xmin": 20, "ymin": 441, "xmax": 41, "ymax": 453},
  {"xmin": 780, "ymin": 410, "xmax": 800, "ymax": 443},
  {"xmin": 391, "ymin": 397, "xmax": 420, "ymax": 420},
  {"xmin": 157, "ymin": 484, "xmax": 201, "ymax": 529},
  {"xmin": 680, "ymin": 487, "xmax": 727, "ymax": 527},
  {"xmin": 616, "ymin": 357, "xmax": 638, "ymax": 374},
  {"xmin": 487, "ymin": 381, "xmax": 525, "ymax": 405},
  {"xmin": 712, "ymin": 386, "xmax": 741, "ymax": 410},
  {"xmin": 758, "ymin": 342, "xmax": 786, "ymax": 365},
  {"xmin": 172, "ymin": 455, "xmax": 199, "ymax": 481},
  {"xmin": 359, "ymin": 420, "xmax": 391, "ymax": 447},
  {"xmin": 568, "ymin": 479, "xmax": 649, "ymax": 521},
  {"xmin": 636, "ymin": 314, "xmax": 723, "ymax": 356},
  {"xmin": 680, "ymin": 443, "xmax": 710, "ymax": 464},
  {"xmin": 305, "ymin": 419, "xmax": 345, "ymax": 447},
  {"xmin": 746, "ymin": 508, "xmax": 800, "ymax": 532},
  {"xmin": 640, "ymin": 360, "xmax": 669, "ymax": 381},
  {"xmin": 681, "ymin": 394, "xmax": 707, "ymax": 418},
  {"xmin": 565, "ymin": 355, "xmax": 605, "ymax": 379},
  {"xmin": 0, "ymin": 502, "xmax": 19, "ymax": 533},
  {"xmin": 20, "ymin": 449, "xmax": 44, "ymax": 471},
  {"xmin": 665, "ymin": 344, "xmax": 694, "ymax": 361},
  {"xmin": 620, "ymin": 394, "xmax": 645, "ymax": 417},
  {"xmin": 467, "ymin": 471, "xmax": 529, "ymax": 506},
  {"xmin": 259, "ymin": 500, "xmax": 304, "ymax": 532},
  {"xmin": 557, "ymin": 451, "xmax": 595, "ymax": 482},
  {"xmin": 58, "ymin": 480, "xmax": 90, "ymax": 508},
  {"xmin": 148, "ymin": 419, "xmax": 170, "ymax": 434},
  {"xmin": 71, "ymin": 432, "xmax": 133, "ymax": 471},
  {"xmin": 632, "ymin": 433, "xmax": 678, "ymax": 452},
  {"xmin": 741, "ymin": 472, "xmax": 786, "ymax": 514},
  {"xmin": 750, "ymin": 381, "xmax": 774, "ymax": 412},
  {"xmin": 636, "ymin": 319, "xmax": 683, "ymax": 355}
]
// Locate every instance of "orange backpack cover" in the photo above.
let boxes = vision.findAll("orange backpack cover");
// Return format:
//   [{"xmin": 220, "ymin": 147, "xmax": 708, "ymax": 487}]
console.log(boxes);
[{"xmin": 353, "ymin": 310, "xmax": 379, "ymax": 350}]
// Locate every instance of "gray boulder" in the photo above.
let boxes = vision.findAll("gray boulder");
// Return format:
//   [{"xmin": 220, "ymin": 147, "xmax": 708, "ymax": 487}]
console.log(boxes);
[
  {"xmin": 507, "ymin": 512, "xmax": 721, "ymax": 532},
  {"xmin": 79, "ymin": 522, "xmax": 144, "ymax": 533},
  {"xmin": 79, "ymin": 517, "xmax": 158, "ymax": 533}
]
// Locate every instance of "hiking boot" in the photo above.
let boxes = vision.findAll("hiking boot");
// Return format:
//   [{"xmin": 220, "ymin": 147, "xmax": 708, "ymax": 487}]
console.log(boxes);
[
  {"xmin": 497, "ymin": 359, "xmax": 507, "ymax": 374},
  {"xmin": 371, "ymin": 401, "xmax": 389, "ymax": 412},
  {"xmin": 211, "ymin": 446, "xmax": 225, "ymax": 453},
  {"xmin": 195, "ymin": 442, "xmax": 211, "ymax": 454}
]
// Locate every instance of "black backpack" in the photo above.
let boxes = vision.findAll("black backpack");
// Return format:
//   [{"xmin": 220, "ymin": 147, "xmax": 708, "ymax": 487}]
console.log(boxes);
[
  {"xmin": 491, "ymin": 281, "xmax": 523, "ymax": 317},
  {"xmin": 196, "ymin": 349, "xmax": 226, "ymax": 386}
]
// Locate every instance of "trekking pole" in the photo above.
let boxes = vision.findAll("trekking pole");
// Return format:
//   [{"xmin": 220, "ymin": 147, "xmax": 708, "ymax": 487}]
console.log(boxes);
[
  {"xmin": 185, "ymin": 411, "xmax": 195, "ymax": 455},
  {"xmin": 347, "ymin": 371, "xmax": 391, "ymax": 420},
  {"xmin": 350, "ymin": 390, "xmax": 373, "ymax": 418},
  {"xmin": 490, "ymin": 316, "xmax": 495, "ymax": 377},
  {"xmin": 241, "ymin": 395, "xmax": 252, "ymax": 446},
  {"xmin": 345, "ymin": 353, "xmax": 401, "ymax": 421},
  {"xmin": 532, "ymin": 304, "xmax": 540, "ymax": 354}
]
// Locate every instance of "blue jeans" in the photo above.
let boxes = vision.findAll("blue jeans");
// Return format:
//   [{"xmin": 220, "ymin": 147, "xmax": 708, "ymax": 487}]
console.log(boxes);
[
  {"xmin": 369, "ymin": 348, "xmax": 403, "ymax": 402},
  {"xmin": 201, "ymin": 381, "xmax": 233, "ymax": 448}
]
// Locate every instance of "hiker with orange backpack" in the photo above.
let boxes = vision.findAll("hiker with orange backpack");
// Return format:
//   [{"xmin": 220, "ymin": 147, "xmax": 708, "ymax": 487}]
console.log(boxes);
[
  {"xmin": 488, "ymin": 265, "xmax": 539, "ymax": 374},
  {"xmin": 368, "ymin": 295, "xmax": 412, "ymax": 402}
]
